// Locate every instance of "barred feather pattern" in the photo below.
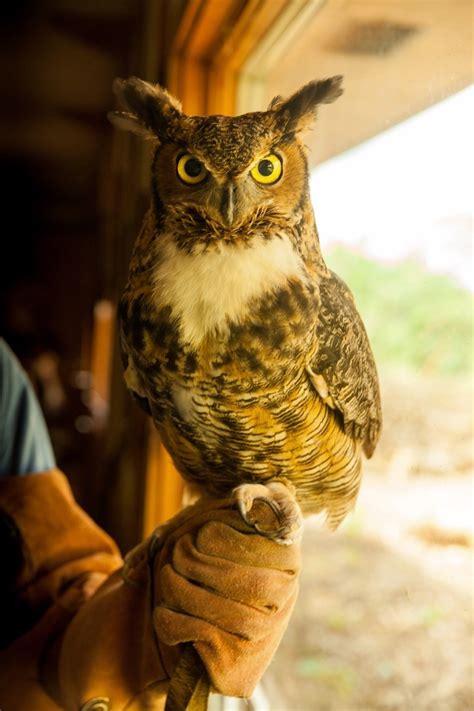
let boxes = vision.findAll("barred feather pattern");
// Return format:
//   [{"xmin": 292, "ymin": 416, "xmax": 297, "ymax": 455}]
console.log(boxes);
[
  {"xmin": 120, "ymin": 211, "xmax": 374, "ymax": 529},
  {"xmin": 314, "ymin": 272, "xmax": 381, "ymax": 458},
  {"xmin": 157, "ymin": 372, "xmax": 363, "ymax": 529}
]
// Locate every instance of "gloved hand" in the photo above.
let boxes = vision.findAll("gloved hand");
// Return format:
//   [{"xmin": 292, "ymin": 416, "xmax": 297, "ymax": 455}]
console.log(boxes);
[
  {"xmin": 58, "ymin": 496, "xmax": 301, "ymax": 710},
  {"xmin": 152, "ymin": 497, "xmax": 301, "ymax": 698}
]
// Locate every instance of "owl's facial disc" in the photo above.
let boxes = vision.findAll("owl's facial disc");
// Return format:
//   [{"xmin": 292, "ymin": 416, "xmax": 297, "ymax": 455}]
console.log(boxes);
[{"xmin": 153, "ymin": 130, "xmax": 309, "ymax": 248}]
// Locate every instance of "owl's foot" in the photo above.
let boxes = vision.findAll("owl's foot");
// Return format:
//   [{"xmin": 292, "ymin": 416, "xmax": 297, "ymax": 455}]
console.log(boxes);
[{"xmin": 232, "ymin": 481, "xmax": 303, "ymax": 545}]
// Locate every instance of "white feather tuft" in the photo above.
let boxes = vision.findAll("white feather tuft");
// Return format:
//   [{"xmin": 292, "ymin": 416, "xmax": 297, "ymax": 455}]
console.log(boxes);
[{"xmin": 152, "ymin": 235, "xmax": 305, "ymax": 347}]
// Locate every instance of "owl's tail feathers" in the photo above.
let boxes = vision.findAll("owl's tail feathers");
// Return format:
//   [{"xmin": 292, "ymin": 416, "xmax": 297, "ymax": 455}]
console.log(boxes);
[{"xmin": 323, "ymin": 482, "xmax": 361, "ymax": 532}]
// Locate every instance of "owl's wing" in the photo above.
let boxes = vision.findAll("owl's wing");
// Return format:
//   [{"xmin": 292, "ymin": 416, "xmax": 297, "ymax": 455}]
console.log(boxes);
[
  {"xmin": 118, "ymin": 303, "xmax": 154, "ymax": 417},
  {"xmin": 311, "ymin": 270, "xmax": 382, "ymax": 457}
]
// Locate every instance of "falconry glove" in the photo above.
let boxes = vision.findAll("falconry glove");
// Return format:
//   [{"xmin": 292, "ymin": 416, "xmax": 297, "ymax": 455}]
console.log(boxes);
[
  {"xmin": 151, "ymin": 496, "xmax": 301, "ymax": 698},
  {"xmin": 59, "ymin": 495, "xmax": 301, "ymax": 709},
  {"xmin": 0, "ymin": 470, "xmax": 300, "ymax": 710}
]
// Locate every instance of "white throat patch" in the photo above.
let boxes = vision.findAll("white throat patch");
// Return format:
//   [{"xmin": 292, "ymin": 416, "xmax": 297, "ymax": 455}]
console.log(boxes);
[{"xmin": 152, "ymin": 234, "xmax": 305, "ymax": 347}]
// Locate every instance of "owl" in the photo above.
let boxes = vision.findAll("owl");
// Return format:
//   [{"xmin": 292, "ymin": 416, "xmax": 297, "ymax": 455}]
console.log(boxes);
[{"xmin": 109, "ymin": 75, "xmax": 381, "ymax": 534}]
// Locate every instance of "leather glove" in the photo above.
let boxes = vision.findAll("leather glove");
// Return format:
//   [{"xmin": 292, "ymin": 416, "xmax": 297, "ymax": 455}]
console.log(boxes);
[
  {"xmin": 152, "ymin": 497, "xmax": 301, "ymax": 698},
  {"xmin": 0, "ymin": 469, "xmax": 300, "ymax": 710},
  {"xmin": 0, "ymin": 469, "xmax": 123, "ymax": 711},
  {"xmin": 0, "ymin": 575, "xmax": 106, "ymax": 711},
  {"xmin": 0, "ymin": 469, "xmax": 122, "ymax": 644},
  {"xmin": 58, "ymin": 496, "xmax": 301, "ymax": 710}
]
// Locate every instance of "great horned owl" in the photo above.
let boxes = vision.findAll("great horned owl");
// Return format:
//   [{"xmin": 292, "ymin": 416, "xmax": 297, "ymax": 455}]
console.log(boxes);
[{"xmin": 110, "ymin": 76, "xmax": 381, "ymax": 531}]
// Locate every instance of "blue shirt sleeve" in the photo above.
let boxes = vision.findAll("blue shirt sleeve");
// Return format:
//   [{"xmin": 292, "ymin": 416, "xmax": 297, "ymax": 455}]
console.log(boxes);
[{"xmin": 0, "ymin": 339, "xmax": 56, "ymax": 476}]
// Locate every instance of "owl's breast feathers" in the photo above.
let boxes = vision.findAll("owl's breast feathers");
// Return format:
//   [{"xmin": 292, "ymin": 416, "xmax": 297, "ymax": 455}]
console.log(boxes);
[{"xmin": 120, "ymin": 222, "xmax": 381, "ymax": 526}]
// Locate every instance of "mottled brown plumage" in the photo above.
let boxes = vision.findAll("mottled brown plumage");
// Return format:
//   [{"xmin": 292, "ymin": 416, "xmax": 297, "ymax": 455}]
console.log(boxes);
[{"xmin": 110, "ymin": 75, "xmax": 381, "ymax": 531}]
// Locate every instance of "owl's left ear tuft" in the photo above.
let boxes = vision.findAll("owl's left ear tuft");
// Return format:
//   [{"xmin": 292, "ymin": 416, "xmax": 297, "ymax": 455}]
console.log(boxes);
[
  {"xmin": 108, "ymin": 77, "xmax": 184, "ymax": 142},
  {"xmin": 273, "ymin": 76, "xmax": 343, "ymax": 135}
]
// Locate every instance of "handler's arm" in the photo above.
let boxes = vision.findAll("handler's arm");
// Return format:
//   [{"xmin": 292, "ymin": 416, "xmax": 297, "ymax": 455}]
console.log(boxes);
[
  {"xmin": 0, "ymin": 342, "xmax": 300, "ymax": 710},
  {"xmin": 0, "ymin": 471, "xmax": 300, "ymax": 711}
]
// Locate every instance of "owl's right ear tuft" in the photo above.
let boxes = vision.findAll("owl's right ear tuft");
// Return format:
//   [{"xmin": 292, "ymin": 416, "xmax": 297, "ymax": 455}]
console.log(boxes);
[
  {"xmin": 273, "ymin": 76, "xmax": 344, "ymax": 135},
  {"xmin": 108, "ymin": 77, "xmax": 184, "ymax": 141}
]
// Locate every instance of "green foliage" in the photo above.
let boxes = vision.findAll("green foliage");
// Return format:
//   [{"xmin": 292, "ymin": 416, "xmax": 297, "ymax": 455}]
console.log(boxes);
[
  {"xmin": 295, "ymin": 655, "xmax": 357, "ymax": 696},
  {"xmin": 325, "ymin": 246, "xmax": 473, "ymax": 376}
]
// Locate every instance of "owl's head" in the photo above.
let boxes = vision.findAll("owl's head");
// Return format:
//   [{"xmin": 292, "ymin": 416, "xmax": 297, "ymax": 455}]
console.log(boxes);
[{"xmin": 109, "ymin": 76, "xmax": 343, "ymax": 248}]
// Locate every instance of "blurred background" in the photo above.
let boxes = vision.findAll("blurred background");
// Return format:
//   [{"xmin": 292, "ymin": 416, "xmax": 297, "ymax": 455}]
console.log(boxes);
[{"xmin": 0, "ymin": 1, "xmax": 472, "ymax": 709}]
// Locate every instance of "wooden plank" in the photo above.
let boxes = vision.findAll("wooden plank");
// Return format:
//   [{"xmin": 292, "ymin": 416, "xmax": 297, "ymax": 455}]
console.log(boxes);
[
  {"xmin": 207, "ymin": 0, "xmax": 287, "ymax": 114},
  {"xmin": 168, "ymin": 0, "xmax": 246, "ymax": 114},
  {"xmin": 90, "ymin": 299, "xmax": 115, "ymax": 414},
  {"xmin": 178, "ymin": 56, "xmax": 210, "ymax": 115},
  {"xmin": 168, "ymin": 0, "xmax": 204, "ymax": 102},
  {"xmin": 143, "ymin": 424, "xmax": 185, "ymax": 535}
]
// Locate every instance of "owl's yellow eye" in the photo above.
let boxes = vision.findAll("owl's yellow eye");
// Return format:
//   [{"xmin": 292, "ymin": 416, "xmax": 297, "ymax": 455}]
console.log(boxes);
[
  {"xmin": 177, "ymin": 154, "xmax": 208, "ymax": 185},
  {"xmin": 250, "ymin": 154, "xmax": 282, "ymax": 185}
]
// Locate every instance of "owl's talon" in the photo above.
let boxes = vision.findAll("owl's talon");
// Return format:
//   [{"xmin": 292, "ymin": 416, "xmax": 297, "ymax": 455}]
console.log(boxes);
[
  {"xmin": 254, "ymin": 496, "xmax": 283, "ymax": 521},
  {"xmin": 237, "ymin": 495, "xmax": 282, "ymax": 531},
  {"xmin": 233, "ymin": 481, "xmax": 303, "ymax": 545},
  {"xmin": 236, "ymin": 500, "xmax": 252, "ymax": 527},
  {"xmin": 253, "ymin": 522, "xmax": 295, "ymax": 544}
]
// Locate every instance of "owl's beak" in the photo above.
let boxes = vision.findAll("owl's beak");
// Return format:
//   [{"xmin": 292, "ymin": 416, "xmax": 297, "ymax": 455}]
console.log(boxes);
[{"xmin": 219, "ymin": 183, "xmax": 235, "ymax": 227}]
